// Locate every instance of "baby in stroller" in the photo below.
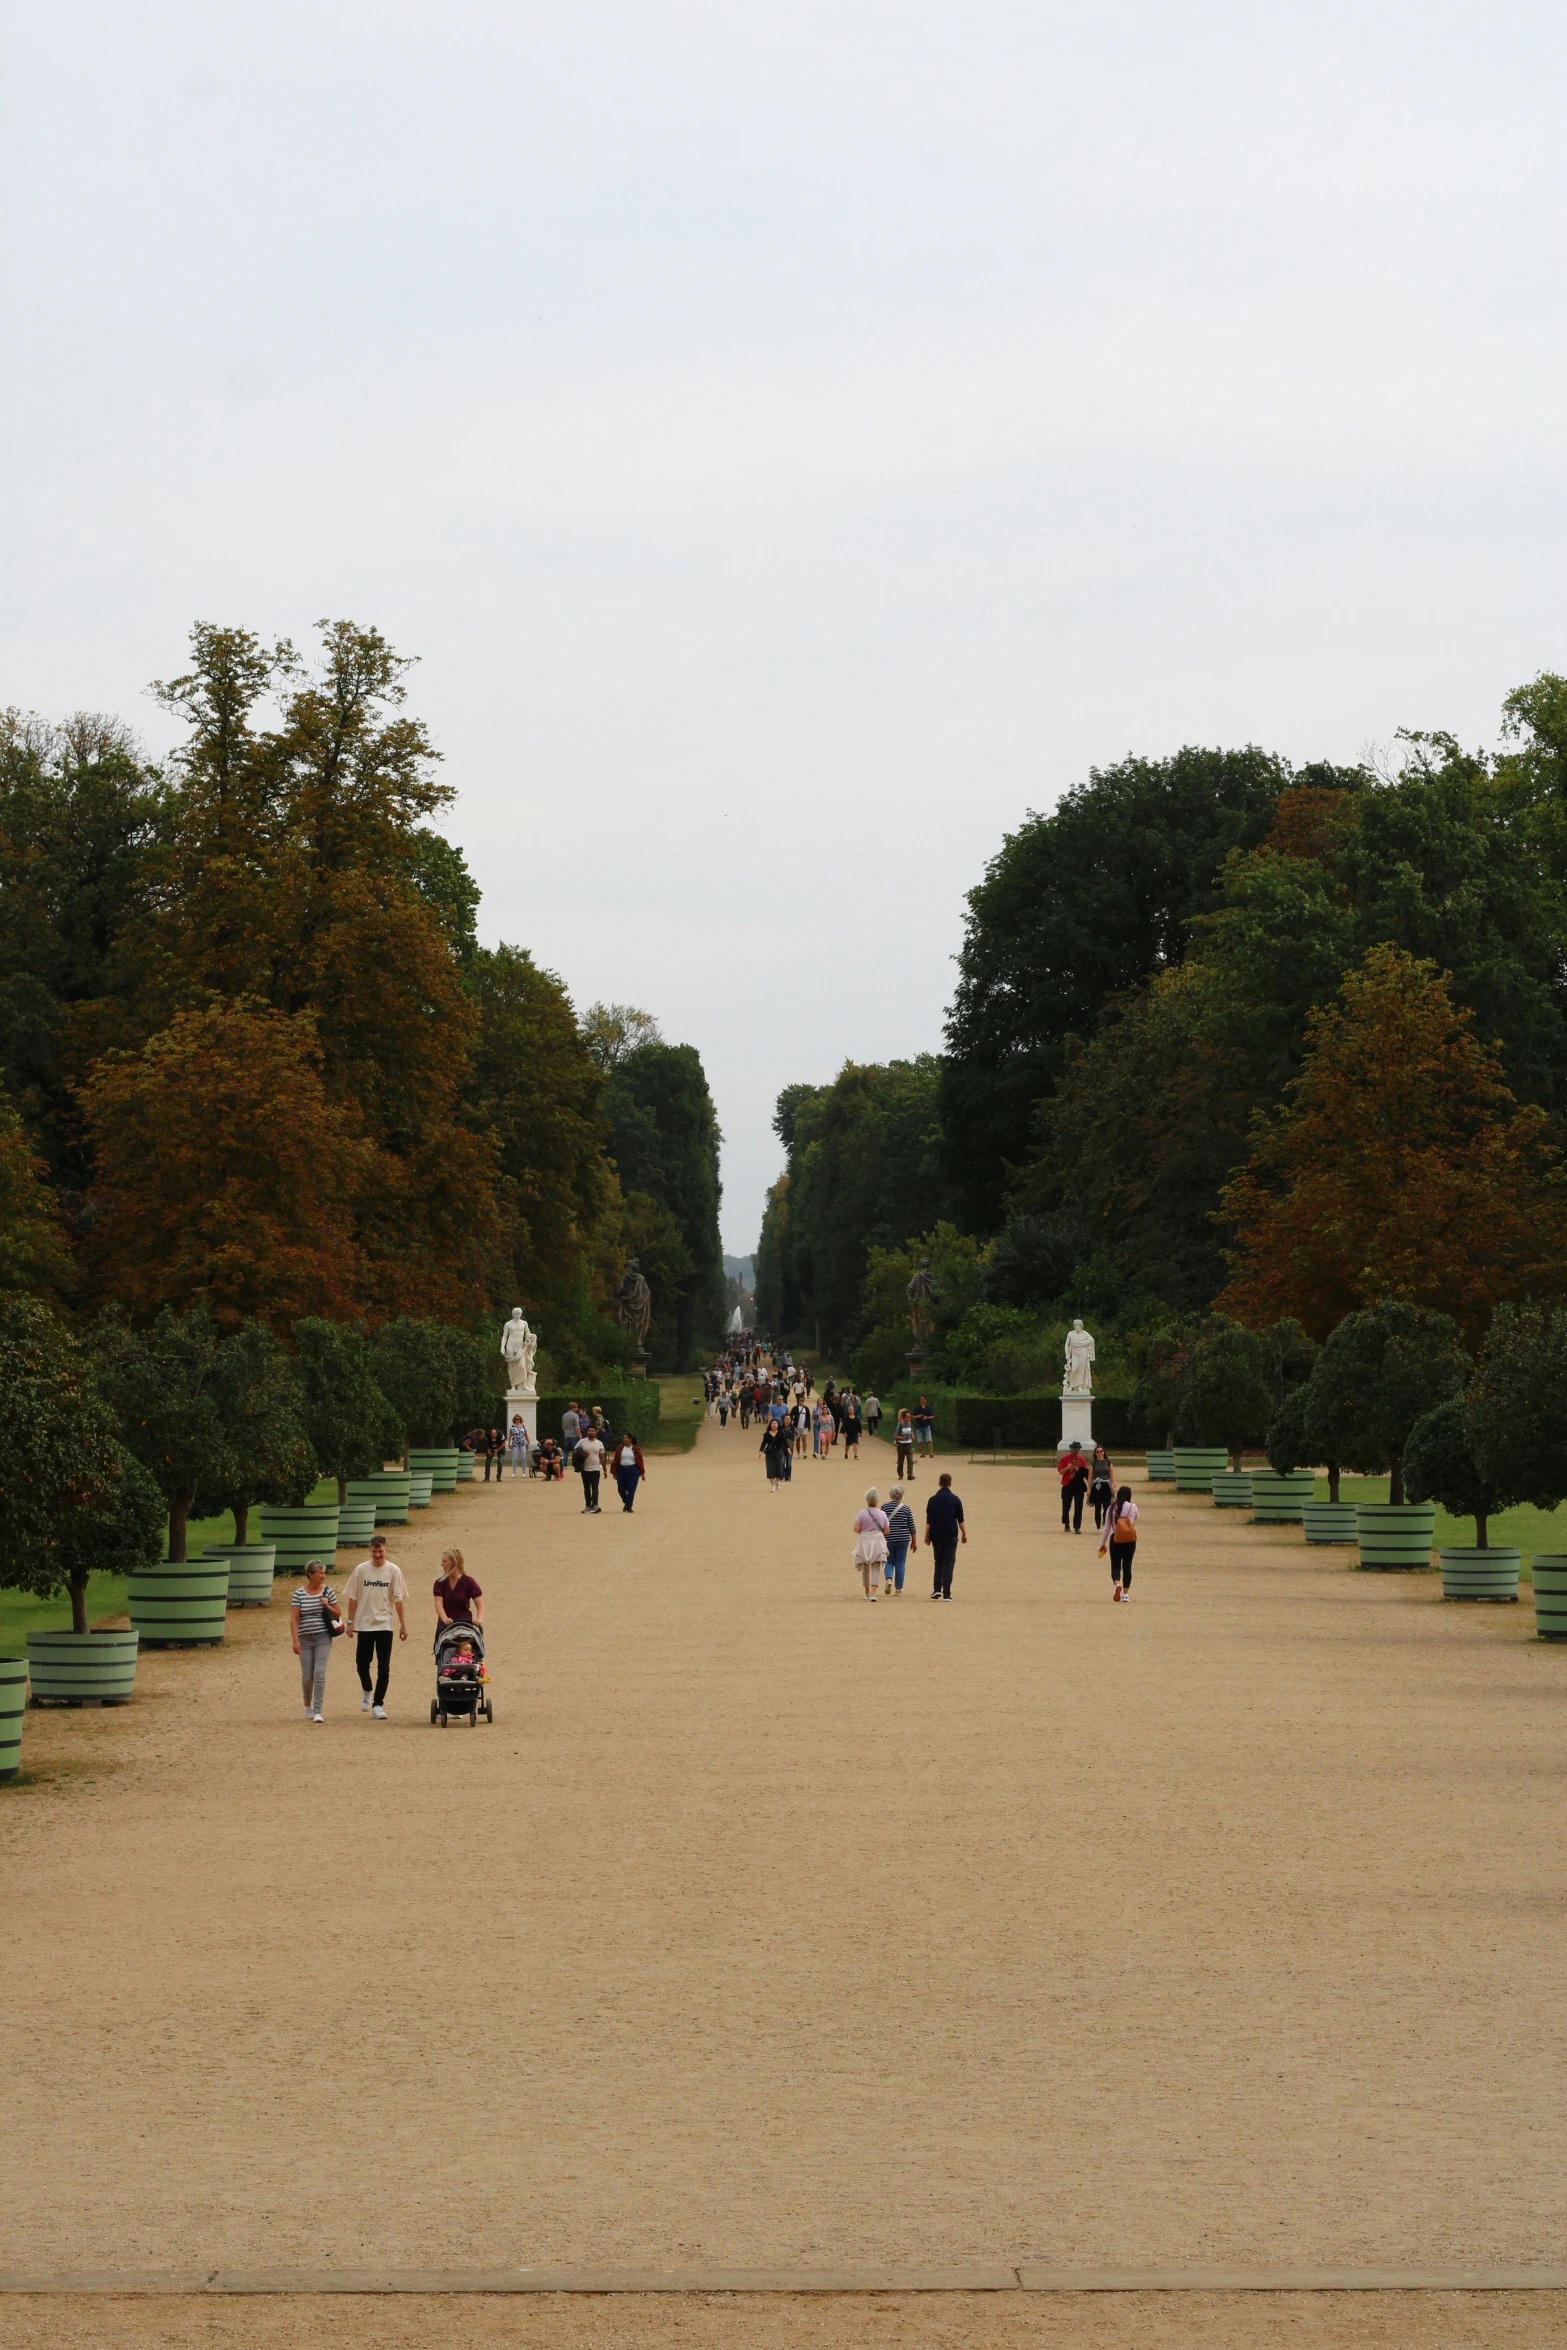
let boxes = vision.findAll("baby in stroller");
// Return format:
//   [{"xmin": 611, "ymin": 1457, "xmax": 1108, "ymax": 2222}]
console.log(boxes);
[{"xmin": 431, "ymin": 1620, "xmax": 494, "ymax": 1726}]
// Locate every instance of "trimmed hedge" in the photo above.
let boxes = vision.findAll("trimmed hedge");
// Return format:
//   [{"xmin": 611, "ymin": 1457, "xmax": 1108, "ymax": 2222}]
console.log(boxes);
[
  {"xmin": 954, "ymin": 1395, "xmax": 1137, "ymax": 1452},
  {"xmin": 536, "ymin": 1388, "xmax": 662, "ymax": 1445}
]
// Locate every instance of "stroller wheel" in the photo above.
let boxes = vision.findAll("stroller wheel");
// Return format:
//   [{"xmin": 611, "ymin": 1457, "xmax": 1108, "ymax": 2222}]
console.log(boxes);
[
  {"xmin": 467, "ymin": 1709, "xmax": 475, "ymax": 1726},
  {"xmin": 439, "ymin": 1710, "xmax": 448, "ymax": 1727},
  {"xmin": 484, "ymin": 1701, "xmax": 494, "ymax": 1722}
]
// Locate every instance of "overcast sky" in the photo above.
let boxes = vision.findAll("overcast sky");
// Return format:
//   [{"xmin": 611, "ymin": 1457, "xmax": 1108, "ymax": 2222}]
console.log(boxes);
[{"xmin": 5, "ymin": 4, "xmax": 1566, "ymax": 1253}]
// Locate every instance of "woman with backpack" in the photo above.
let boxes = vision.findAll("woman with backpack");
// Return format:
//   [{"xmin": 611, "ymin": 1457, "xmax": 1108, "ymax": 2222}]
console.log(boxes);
[{"xmin": 1099, "ymin": 1485, "xmax": 1138, "ymax": 1600}]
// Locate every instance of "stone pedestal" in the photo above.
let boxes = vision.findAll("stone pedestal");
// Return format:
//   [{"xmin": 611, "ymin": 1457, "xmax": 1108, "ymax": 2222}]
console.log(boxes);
[
  {"xmin": 505, "ymin": 1386, "xmax": 537, "ymax": 1447},
  {"xmin": 1059, "ymin": 1391, "xmax": 1093, "ymax": 1455},
  {"xmin": 627, "ymin": 1351, "xmax": 649, "ymax": 1380}
]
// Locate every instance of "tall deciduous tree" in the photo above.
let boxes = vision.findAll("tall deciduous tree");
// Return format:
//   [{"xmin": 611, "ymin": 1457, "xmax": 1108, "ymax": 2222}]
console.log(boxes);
[
  {"xmin": 97, "ymin": 1305, "xmax": 240, "ymax": 1560},
  {"xmin": 79, "ymin": 1000, "xmax": 365, "ymax": 1330},
  {"xmin": 0, "ymin": 1094, "xmax": 75, "ymax": 1301},
  {"xmin": 1218, "ymin": 947, "xmax": 1567, "ymax": 1340},
  {"xmin": 373, "ymin": 1318, "xmax": 458, "ymax": 1452},
  {"xmin": 293, "ymin": 1318, "xmax": 398, "ymax": 1501},
  {"xmin": 1173, "ymin": 1317, "xmax": 1275, "ymax": 1470},
  {"xmin": 1464, "ymin": 1301, "xmax": 1567, "ymax": 1513},
  {"xmin": 193, "ymin": 1321, "xmax": 317, "ymax": 1543},
  {"xmin": 602, "ymin": 1040, "xmax": 723, "ymax": 1370}
]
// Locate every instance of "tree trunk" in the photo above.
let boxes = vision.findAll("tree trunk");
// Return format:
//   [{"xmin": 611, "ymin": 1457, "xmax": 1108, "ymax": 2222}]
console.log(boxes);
[
  {"xmin": 234, "ymin": 1499, "xmax": 250, "ymax": 1544},
  {"xmin": 1328, "ymin": 1462, "xmax": 1340, "ymax": 1503},
  {"xmin": 1475, "ymin": 1510, "xmax": 1488, "ymax": 1550},
  {"xmin": 167, "ymin": 1488, "xmax": 193, "ymax": 1562},
  {"xmin": 71, "ymin": 1570, "xmax": 89, "ymax": 1636},
  {"xmin": 338, "ymin": 1473, "xmax": 348, "ymax": 1505},
  {"xmin": 1230, "ymin": 1442, "xmax": 1243, "ymax": 1472},
  {"xmin": 1389, "ymin": 1450, "xmax": 1404, "ymax": 1506}
]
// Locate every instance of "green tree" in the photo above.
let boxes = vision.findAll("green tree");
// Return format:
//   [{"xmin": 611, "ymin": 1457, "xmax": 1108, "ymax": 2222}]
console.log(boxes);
[
  {"xmin": 940, "ymin": 746, "xmax": 1296, "ymax": 1229},
  {"xmin": 1464, "ymin": 1301, "xmax": 1567, "ymax": 1514},
  {"xmin": 373, "ymin": 1318, "xmax": 458, "ymax": 1452},
  {"xmin": 293, "ymin": 1317, "xmax": 398, "ymax": 1501},
  {"xmin": 1306, "ymin": 1300, "xmax": 1468, "ymax": 1505},
  {"xmin": 602, "ymin": 1040, "xmax": 723, "ymax": 1369},
  {"xmin": 95, "ymin": 1305, "xmax": 240, "ymax": 1562},
  {"xmin": 0, "ymin": 1093, "xmax": 75, "ymax": 1300},
  {"xmin": 1173, "ymin": 1316, "xmax": 1275, "ymax": 1469},
  {"xmin": 620, "ymin": 1190, "xmax": 696, "ymax": 1372},
  {"xmin": 1129, "ymin": 1327, "xmax": 1192, "ymax": 1450},
  {"xmin": 1404, "ymin": 1398, "xmax": 1516, "ymax": 1550},
  {"xmin": 192, "ymin": 1321, "xmax": 317, "ymax": 1542}
]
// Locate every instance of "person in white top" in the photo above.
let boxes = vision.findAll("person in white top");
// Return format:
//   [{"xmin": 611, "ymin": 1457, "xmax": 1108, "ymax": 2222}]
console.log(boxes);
[
  {"xmin": 341, "ymin": 1533, "xmax": 409, "ymax": 1714},
  {"xmin": 1098, "ymin": 1485, "xmax": 1139, "ymax": 1601}
]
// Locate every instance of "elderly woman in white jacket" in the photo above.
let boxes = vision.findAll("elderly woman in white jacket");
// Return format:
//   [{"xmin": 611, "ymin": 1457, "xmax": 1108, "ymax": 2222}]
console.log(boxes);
[{"xmin": 852, "ymin": 1486, "xmax": 890, "ymax": 1600}]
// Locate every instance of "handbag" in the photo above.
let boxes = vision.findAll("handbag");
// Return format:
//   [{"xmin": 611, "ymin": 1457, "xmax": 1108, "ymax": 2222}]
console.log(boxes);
[{"xmin": 322, "ymin": 1592, "xmax": 346, "ymax": 1638}]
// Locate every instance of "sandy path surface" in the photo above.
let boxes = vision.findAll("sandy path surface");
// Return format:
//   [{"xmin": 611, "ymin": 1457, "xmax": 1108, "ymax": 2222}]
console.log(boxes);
[{"xmin": 2, "ymin": 1423, "xmax": 1562, "ymax": 2284}]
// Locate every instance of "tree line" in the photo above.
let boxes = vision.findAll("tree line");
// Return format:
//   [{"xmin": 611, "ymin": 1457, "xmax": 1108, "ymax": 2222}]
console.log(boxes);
[{"xmin": 756, "ymin": 674, "xmax": 1567, "ymax": 1398}]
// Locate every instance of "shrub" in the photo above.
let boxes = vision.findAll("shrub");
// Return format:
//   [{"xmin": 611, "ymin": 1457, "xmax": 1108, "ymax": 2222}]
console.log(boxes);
[
  {"xmin": 1173, "ymin": 1317, "xmax": 1274, "ymax": 1469},
  {"xmin": 1404, "ymin": 1398, "xmax": 1516, "ymax": 1548},
  {"xmin": 1308, "ymin": 1299, "xmax": 1468, "ymax": 1504}
]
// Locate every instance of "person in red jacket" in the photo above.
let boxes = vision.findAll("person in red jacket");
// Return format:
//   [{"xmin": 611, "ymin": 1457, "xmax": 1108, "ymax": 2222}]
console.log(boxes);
[
  {"xmin": 613, "ymin": 1432, "xmax": 648, "ymax": 1513},
  {"xmin": 1058, "ymin": 1440, "xmax": 1090, "ymax": 1534}
]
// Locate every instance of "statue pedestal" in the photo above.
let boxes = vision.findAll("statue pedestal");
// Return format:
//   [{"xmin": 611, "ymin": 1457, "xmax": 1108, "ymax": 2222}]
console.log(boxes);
[
  {"xmin": 1059, "ymin": 1392, "xmax": 1093, "ymax": 1455},
  {"xmin": 627, "ymin": 1351, "xmax": 649, "ymax": 1380},
  {"xmin": 505, "ymin": 1385, "xmax": 537, "ymax": 1446}
]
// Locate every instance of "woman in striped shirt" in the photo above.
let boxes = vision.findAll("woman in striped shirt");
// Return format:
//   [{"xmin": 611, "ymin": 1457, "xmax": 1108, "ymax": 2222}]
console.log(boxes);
[{"xmin": 290, "ymin": 1560, "xmax": 340, "ymax": 1722}]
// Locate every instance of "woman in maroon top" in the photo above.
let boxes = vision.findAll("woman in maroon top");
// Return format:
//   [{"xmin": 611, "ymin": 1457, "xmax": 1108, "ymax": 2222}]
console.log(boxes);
[{"xmin": 433, "ymin": 1548, "xmax": 484, "ymax": 1629}]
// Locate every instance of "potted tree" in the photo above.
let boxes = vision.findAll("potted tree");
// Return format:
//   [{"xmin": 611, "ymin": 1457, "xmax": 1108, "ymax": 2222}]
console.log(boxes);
[
  {"xmin": 1465, "ymin": 1301, "xmax": 1567, "ymax": 1637},
  {"xmin": 1266, "ymin": 1382, "xmax": 1362, "ymax": 1542},
  {"xmin": 202, "ymin": 1323, "xmax": 318, "ymax": 1598},
  {"xmin": 1131, "ymin": 1329, "xmax": 1188, "ymax": 1480},
  {"xmin": 293, "ymin": 1316, "xmax": 399, "ymax": 1546},
  {"xmin": 98, "ymin": 1305, "xmax": 241, "ymax": 1643},
  {"xmin": 1173, "ymin": 1317, "xmax": 1273, "ymax": 1502},
  {"xmin": 1251, "ymin": 1321, "xmax": 1319, "ymax": 1522},
  {"xmin": 1404, "ymin": 1398, "xmax": 1521, "ymax": 1600},
  {"xmin": 1309, "ymin": 1301, "xmax": 1468, "ymax": 1569},
  {"xmin": 374, "ymin": 1318, "xmax": 458, "ymax": 1509},
  {"xmin": 0, "ymin": 1301, "xmax": 160, "ymax": 1723}
]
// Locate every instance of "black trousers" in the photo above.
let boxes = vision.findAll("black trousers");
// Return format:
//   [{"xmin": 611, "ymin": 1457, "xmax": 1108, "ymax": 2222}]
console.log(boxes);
[
  {"xmin": 1061, "ymin": 1477, "xmax": 1086, "ymax": 1531},
  {"xmin": 1109, "ymin": 1540, "xmax": 1135, "ymax": 1588},
  {"xmin": 931, "ymin": 1537, "xmax": 958, "ymax": 1597},
  {"xmin": 355, "ymin": 1629, "xmax": 393, "ymax": 1703},
  {"xmin": 1091, "ymin": 1482, "xmax": 1113, "ymax": 1528},
  {"xmin": 582, "ymin": 1469, "xmax": 601, "ymax": 1510}
]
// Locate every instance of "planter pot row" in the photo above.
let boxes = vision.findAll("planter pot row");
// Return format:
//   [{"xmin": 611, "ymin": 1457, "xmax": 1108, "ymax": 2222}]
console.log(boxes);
[
  {"xmin": 1303, "ymin": 1500, "xmax": 1359, "ymax": 1544},
  {"xmin": 129, "ymin": 1559, "xmax": 230, "ymax": 1646},
  {"xmin": 409, "ymin": 1470, "xmax": 433, "ymax": 1509},
  {"xmin": 258, "ymin": 1504, "xmax": 341, "ymax": 1579},
  {"xmin": 336, "ymin": 1492, "xmax": 377, "ymax": 1545},
  {"xmin": 1251, "ymin": 1471, "xmax": 1315, "ymax": 1523},
  {"xmin": 0, "ymin": 1657, "xmax": 26, "ymax": 1776},
  {"xmin": 1356, "ymin": 1503, "xmax": 1436, "ymax": 1572},
  {"xmin": 1173, "ymin": 1447, "xmax": 1230, "ymax": 1492},
  {"xmin": 454, "ymin": 1453, "xmax": 476, "ymax": 1482},
  {"xmin": 408, "ymin": 1445, "xmax": 460, "ymax": 1494},
  {"xmin": 201, "ymin": 1541, "xmax": 276, "ymax": 1605},
  {"xmin": 24, "ymin": 1627, "xmax": 141, "ymax": 1704},
  {"xmin": 1532, "ymin": 1557, "xmax": 1567, "ymax": 1639},
  {"xmin": 1211, "ymin": 1473, "xmax": 1253, "ymax": 1508},
  {"xmin": 1144, "ymin": 1450, "xmax": 1176, "ymax": 1482},
  {"xmin": 1439, "ymin": 1548, "xmax": 1521, "ymax": 1602},
  {"xmin": 351, "ymin": 1471, "xmax": 411, "ymax": 1525}
]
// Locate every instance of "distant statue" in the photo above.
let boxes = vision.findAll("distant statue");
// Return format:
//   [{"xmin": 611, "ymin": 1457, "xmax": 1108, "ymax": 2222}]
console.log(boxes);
[
  {"xmin": 500, "ymin": 1308, "xmax": 537, "ymax": 1391},
  {"xmin": 1063, "ymin": 1318, "xmax": 1096, "ymax": 1395},
  {"xmin": 616, "ymin": 1257, "xmax": 653, "ymax": 1351},
  {"xmin": 907, "ymin": 1257, "xmax": 938, "ymax": 1344}
]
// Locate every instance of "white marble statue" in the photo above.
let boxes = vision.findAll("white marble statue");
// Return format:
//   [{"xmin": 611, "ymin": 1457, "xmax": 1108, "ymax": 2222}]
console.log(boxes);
[
  {"xmin": 1063, "ymin": 1318, "xmax": 1096, "ymax": 1396},
  {"xmin": 500, "ymin": 1307, "xmax": 538, "ymax": 1392}
]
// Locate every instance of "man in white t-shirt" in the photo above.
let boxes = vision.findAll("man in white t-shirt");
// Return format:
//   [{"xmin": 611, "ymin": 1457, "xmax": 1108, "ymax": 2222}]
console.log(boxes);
[
  {"xmin": 578, "ymin": 1429, "xmax": 606, "ymax": 1514},
  {"xmin": 341, "ymin": 1533, "xmax": 409, "ymax": 1717}
]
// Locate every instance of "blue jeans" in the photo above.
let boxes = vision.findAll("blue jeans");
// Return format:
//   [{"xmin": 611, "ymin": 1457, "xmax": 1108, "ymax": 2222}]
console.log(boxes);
[{"xmin": 885, "ymin": 1537, "xmax": 909, "ymax": 1592}]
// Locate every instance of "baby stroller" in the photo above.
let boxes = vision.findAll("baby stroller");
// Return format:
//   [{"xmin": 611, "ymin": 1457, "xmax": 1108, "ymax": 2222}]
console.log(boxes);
[{"xmin": 430, "ymin": 1619, "xmax": 494, "ymax": 1728}]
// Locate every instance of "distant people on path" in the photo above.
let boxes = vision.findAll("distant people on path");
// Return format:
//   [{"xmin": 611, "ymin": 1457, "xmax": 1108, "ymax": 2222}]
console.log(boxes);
[
  {"xmin": 793, "ymin": 1400, "xmax": 810, "ymax": 1457},
  {"xmin": 577, "ymin": 1427, "xmax": 606, "ymax": 1513},
  {"xmin": 509, "ymin": 1415, "xmax": 531, "ymax": 1477},
  {"xmin": 433, "ymin": 1548, "xmax": 483, "ymax": 1633},
  {"xmin": 1088, "ymin": 1444, "xmax": 1115, "ymax": 1530},
  {"xmin": 482, "ymin": 1426, "xmax": 502, "ymax": 1481},
  {"xmin": 614, "ymin": 1432, "xmax": 646, "ymax": 1512},
  {"xmin": 537, "ymin": 1435, "xmax": 563, "ymax": 1480},
  {"xmin": 925, "ymin": 1473, "xmax": 966, "ymax": 1600},
  {"xmin": 562, "ymin": 1403, "xmax": 582, "ymax": 1457},
  {"xmin": 894, "ymin": 1408, "xmax": 915, "ymax": 1481},
  {"xmin": 343, "ymin": 1533, "xmax": 409, "ymax": 1717},
  {"xmin": 841, "ymin": 1394, "xmax": 862, "ymax": 1459},
  {"xmin": 1100, "ymin": 1485, "xmax": 1138, "ymax": 1599},
  {"xmin": 290, "ymin": 1559, "xmax": 340, "ymax": 1721},
  {"xmin": 1058, "ymin": 1440, "xmax": 1089, "ymax": 1534},
  {"xmin": 813, "ymin": 1399, "xmax": 833, "ymax": 1457},
  {"xmin": 853, "ymin": 1486, "xmax": 890, "ymax": 1600},
  {"xmin": 863, "ymin": 1391, "xmax": 882, "ymax": 1437},
  {"xmin": 912, "ymin": 1395, "xmax": 936, "ymax": 1456},
  {"xmin": 883, "ymin": 1485, "xmax": 917, "ymax": 1595}
]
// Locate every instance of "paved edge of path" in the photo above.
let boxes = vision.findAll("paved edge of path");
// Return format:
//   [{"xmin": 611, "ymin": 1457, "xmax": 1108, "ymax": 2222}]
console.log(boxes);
[{"xmin": 2, "ymin": 2268, "xmax": 1564, "ymax": 2295}]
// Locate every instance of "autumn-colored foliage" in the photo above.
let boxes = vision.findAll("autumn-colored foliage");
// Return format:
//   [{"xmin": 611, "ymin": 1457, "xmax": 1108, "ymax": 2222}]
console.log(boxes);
[
  {"xmin": 80, "ymin": 1000, "xmax": 366, "ymax": 1329},
  {"xmin": 1217, "ymin": 945, "xmax": 1567, "ymax": 1339}
]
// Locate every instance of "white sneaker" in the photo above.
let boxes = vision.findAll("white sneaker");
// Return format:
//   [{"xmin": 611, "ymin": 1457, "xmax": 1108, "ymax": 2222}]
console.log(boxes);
[
  {"xmin": 312, "ymin": 1711, "xmax": 323, "ymax": 1722},
  {"xmin": 360, "ymin": 1691, "xmax": 373, "ymax": 1711},
  {"xmin": 372, "ymin": 1703, "xmax": 387, "ymax": 1718}
]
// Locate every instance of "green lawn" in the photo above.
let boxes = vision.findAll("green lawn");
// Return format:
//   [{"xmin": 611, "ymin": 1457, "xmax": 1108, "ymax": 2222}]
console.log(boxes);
[{"xmin": 649, "ymin": 1374, "xmax": 706, "ymax": 1454}]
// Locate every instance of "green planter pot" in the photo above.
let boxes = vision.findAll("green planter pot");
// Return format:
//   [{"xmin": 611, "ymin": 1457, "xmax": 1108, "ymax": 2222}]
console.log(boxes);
[
  {"xmin": 25, "ymin": 1627, "xmax": 140, "ymax": 1704},
  {"xmin": 359, "ymin": 1470, "xmax": 411, "ymax": 1525},
  {"xmin": 1173, "ymin": 1447, "xmax": 1230, "ymax": 1493},
  {"xmin": 1531, "ymin": 1556, "xmax": 1567, "ymax": 1641},
  {"xmin": 0, "ymin": 1657, "xmax": 27, "ymax": 1777},
  {"xmin": 409, "ymin": 1445, "xmax": 460, "ymax": 1494},
  {"xmin": 1439, "ymin": 1547, "xmax": 1521, "ymax": 1602},
  {"xmin": 1303, "ymin": 1500, "xmax": 1359, "ymax": 1544},
  {"xmin": 1250, "ymin": 1471, "xmax": 1316, "ymax": 1524},
  {"xmin": 336, "ymin": 1490, "xmax": 378, "ymax": 1546},
  {"xmin": 1144, "ymin": 1450, "xmax": 1176, "ymax": 1482},
  {"xmin": 1356, "ymin": 1502, "xmax": 1437, "ymax": 1572},
  {"xmin": 201, "ymin": 1541, "xmax": 277, "ymax": 1606},
  {"xmin": 453, "ymin": 1452, "xmax": 476, "ymax": 1482},
  {"xmin": 407, "ymin": 1470, "xmax": 434, "ymax": 1509},
  {"xmin": 1211, "ymin": 1473, "xmax": 1253, "ymax": 1508},
  {"xmin": 258, "ymin": 1504, "xmax": 342, "ymax": 1580},
  {"xmin": 129, "ymin": 1560, "xmax": 229, "ymax": 1646}
]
